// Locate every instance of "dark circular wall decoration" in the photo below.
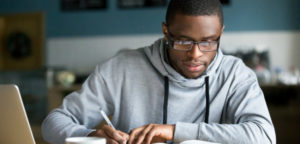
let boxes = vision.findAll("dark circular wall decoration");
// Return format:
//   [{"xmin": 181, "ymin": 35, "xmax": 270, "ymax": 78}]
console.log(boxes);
[{"xmin": 5, "ymin": 32, "xmax": 32, "ymax": 59}]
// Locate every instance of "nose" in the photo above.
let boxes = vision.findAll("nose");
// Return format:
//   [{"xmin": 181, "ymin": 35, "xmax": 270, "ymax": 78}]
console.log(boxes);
[{"xmin": 188, "ymin": 43, "xmax": 204, "ymax": 59}]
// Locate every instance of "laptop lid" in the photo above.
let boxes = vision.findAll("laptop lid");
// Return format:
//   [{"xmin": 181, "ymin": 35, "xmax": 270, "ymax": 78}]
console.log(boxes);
[{"xmin": 0, "ymin": 84, "xmax": 36, "ymax": 144}]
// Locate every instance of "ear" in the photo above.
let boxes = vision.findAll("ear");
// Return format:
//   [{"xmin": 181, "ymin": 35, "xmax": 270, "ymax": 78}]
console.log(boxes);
[
  {"xmin": 221, "ymin": 25, "xmax": 225, "ymax": 35},
  {"xmin": 162, "ymin": 22, "xmax": 168, "ymax": 41}
]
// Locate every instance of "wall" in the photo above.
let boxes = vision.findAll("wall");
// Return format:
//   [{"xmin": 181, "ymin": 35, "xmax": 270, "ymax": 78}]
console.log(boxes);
[
  {"xmin": 46, "ymin": 31, "xmax": 300, "ymax": 74},
  {"xmin": 1, "ymin": 0, "xmax": 300, "ymax": 37},
  {"xmin": 1, "ymin": 0, "xmax": 300, "ymax": 74}
]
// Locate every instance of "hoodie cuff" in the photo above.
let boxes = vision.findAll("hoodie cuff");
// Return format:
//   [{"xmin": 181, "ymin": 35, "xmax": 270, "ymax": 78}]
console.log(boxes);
[
  {"xmin": 174, "ymin": 122, "xmax": 199, "ymax": 143},
  {"xmin": 72, "ymin": 128, "xmax": 96, "ymax": 137}
]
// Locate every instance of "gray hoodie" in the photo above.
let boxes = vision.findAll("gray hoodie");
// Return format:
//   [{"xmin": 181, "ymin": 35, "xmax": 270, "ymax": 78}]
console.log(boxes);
[{"xmin": 42, "ymin": 38, "xmax": 276, "ymax": 144}]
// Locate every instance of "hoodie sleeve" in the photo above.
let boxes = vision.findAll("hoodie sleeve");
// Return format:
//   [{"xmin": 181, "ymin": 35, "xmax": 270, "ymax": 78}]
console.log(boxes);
[
  {"xmin": 174, "ymin": 63, "xmax": 276, "ymax": 144},
  {"xmin": 41, "ymin": 65, "xmax": 114, "ymax": 144}
]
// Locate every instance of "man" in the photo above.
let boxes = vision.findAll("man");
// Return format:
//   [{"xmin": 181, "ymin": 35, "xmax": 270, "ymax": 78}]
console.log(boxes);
[{"xmin": 42, "ymin": 0, "xmax": 276, "ymax": 144}]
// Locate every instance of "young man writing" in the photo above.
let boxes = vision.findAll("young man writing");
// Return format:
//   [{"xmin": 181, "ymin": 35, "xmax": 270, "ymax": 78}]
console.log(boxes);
[{"xmin": 42, "ymin": 0, "xmax": 276, "ymax": 143}]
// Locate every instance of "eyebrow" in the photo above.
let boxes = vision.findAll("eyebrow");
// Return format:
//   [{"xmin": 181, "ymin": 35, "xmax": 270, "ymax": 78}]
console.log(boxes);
[
  {"xmin": 176, "ymin": 34, "xmax": 194, "ymax": 40},
  {"xmin": 177, "ymin": 34, "xmax": 219, "ymax": 41},
  {"xmin": 201, "ymin": 35, "xmax": 219, "ymax": 41},
  {"xmin": 169, "ymin": 31, "xmax": 219, "ymax": 41}
]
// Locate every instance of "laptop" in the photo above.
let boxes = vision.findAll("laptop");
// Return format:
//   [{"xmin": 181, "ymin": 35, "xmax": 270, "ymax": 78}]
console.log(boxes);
[{"xmin": 0, "ymin": 84, "xmax": 36, "ymax": 144}]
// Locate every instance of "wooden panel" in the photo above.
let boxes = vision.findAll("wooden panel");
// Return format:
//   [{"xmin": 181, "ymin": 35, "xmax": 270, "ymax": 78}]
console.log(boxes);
[{"xmin": 0, "ymin": 12, "xmax": 44, "ymax": 70}]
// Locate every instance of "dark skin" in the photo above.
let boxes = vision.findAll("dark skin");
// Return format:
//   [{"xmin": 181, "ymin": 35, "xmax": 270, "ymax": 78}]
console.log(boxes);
[
  {"xmin": 89, "ymin": 13, "xmax": 224, "ymax": 144},
  {"xmin": 164, "ymin": 14, "xmax": 224, "ymax": 79},
  {"xmin": 88, "ymin": 125, "xmax": 129, "ymax": 144}
]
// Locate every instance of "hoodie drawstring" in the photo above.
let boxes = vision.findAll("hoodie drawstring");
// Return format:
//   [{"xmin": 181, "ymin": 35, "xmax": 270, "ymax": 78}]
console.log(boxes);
[
  {"xmin": 163, "ymin": 76, "xmax": 169, "ymax": 124},
  {"xmin": 163, "ymin": 76, "xmax": 210, "ymax": 124},
  {"xmin": 204, "ymin": 76, "xmax": 210, "ymax": 123}
]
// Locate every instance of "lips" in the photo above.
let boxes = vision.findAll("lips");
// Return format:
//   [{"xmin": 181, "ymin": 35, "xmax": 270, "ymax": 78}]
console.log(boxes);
[{"xmin": 184, "ymin": 63, "xmax": 205, "ymax": 72}]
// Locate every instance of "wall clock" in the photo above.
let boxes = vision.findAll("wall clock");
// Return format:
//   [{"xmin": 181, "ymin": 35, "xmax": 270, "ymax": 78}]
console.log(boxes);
[
  {"xmin": 0, "ymin": 12, "xmax": 44, "ymax": 70},
  {"xmin": 5, "ymin": 32, "xmax": 32, "ymax": 59}
]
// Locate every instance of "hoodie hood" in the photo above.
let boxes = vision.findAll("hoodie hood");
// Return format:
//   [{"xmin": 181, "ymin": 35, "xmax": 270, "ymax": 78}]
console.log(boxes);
[{"xmin": 144, "ymin": 38, "xmax": 223, "ymax": 88}]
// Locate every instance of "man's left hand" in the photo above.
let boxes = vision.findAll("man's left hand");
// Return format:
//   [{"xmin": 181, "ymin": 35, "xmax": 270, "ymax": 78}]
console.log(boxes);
[{"xmin": 128, "ymin": 124, "xmax": 175, "ymax": 144}]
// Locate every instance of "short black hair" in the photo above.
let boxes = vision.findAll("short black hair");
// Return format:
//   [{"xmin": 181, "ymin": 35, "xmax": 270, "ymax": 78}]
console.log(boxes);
[{"xmin": 165, "ymin": 0, "xmax": 223, "ymax": 26}]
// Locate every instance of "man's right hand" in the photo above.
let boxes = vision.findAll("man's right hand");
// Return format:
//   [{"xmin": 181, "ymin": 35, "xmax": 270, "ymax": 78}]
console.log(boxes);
[{"xmin": 88, "ymin": 125, "xmax": 129, "ymax": 144}]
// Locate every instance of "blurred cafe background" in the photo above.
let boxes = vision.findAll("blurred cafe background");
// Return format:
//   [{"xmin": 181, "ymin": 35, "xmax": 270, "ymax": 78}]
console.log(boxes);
[{"xmin": 0, "ymin": 0, "xmax": 300, "ymax": 143}]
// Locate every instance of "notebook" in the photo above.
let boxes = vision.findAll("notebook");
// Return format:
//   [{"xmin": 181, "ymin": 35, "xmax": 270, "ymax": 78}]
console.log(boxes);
[
  {"xmin": 180, "ymin": 140, "xmax": 220, "ymax": 144},
  {"xmin": 0, "ymin": 84, "xmax": 36, "ymax": 144}
]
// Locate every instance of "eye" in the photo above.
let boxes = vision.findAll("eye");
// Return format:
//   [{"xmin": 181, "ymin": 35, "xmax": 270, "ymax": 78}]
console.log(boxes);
[
  {"xmin": 175, "ymin": 40, "xmax": 193, "ymax": 45},
  {"xmin": 199, "ymin": 42, "xmax": 210, "ymax": 47},
  {"xmin": 182, "ymin": 41, "xmax": 193, "ymax": 45}
]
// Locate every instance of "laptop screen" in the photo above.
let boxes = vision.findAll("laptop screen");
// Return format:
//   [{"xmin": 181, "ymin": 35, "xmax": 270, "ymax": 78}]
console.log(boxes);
[{"xmin": 0, "ymin": 84, "xmax": 36, "ymax": 144}]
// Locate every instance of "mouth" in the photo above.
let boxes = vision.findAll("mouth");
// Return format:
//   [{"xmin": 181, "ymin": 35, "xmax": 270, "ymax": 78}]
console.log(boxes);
[{"xmin": 184, "ymin": 63, "xmax": 205, "ymax": 72}]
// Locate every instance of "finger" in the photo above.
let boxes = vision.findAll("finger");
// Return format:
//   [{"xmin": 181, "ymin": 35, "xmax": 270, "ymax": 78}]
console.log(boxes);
[
  {"xmin": 94, "ymin": 130, "xmax": 118, "ymax": 144},
  {"xmin": 134, "ymin": 124, "xmax": 155, "ymax": 144},
  {"xmin": 117, "ymin": 130, "xmax": 129, "ymax": 144},
  {"xmin": 102, "ymin": 125, "xmax": 126, "ymax": 143},
  {"xmin": 128, "ymin": 126, "xmax": 144, "ymax": 144},
  {"xmin": 89, "ymin": 129, "xmax": 107, "ymax": 137},
  {"xmin": 144, "ymin": 127, "xmax": 157, "ymax": 144},
  {"xmin": 107, "ymin": 138, "xmax": 119, "ymax": 144},
  {"xmin": 152, "ymin": 136, "xmax": 166, "ymax": 143},
  {"xmin": 93, "ymin": 128, "xmax": 128, "ymax": 144}
]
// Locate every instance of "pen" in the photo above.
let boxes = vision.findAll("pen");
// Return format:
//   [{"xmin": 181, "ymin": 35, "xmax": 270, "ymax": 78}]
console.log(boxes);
[{"xmin": 100, "ymin": 108, "xmax": 116, "ymax": 130}]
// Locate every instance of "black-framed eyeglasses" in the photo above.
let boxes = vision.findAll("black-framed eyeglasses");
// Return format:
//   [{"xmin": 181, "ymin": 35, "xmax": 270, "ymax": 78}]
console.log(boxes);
[{"xmin": 167, "ymin": 31, "xmax": 220, "ymax": 52}]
